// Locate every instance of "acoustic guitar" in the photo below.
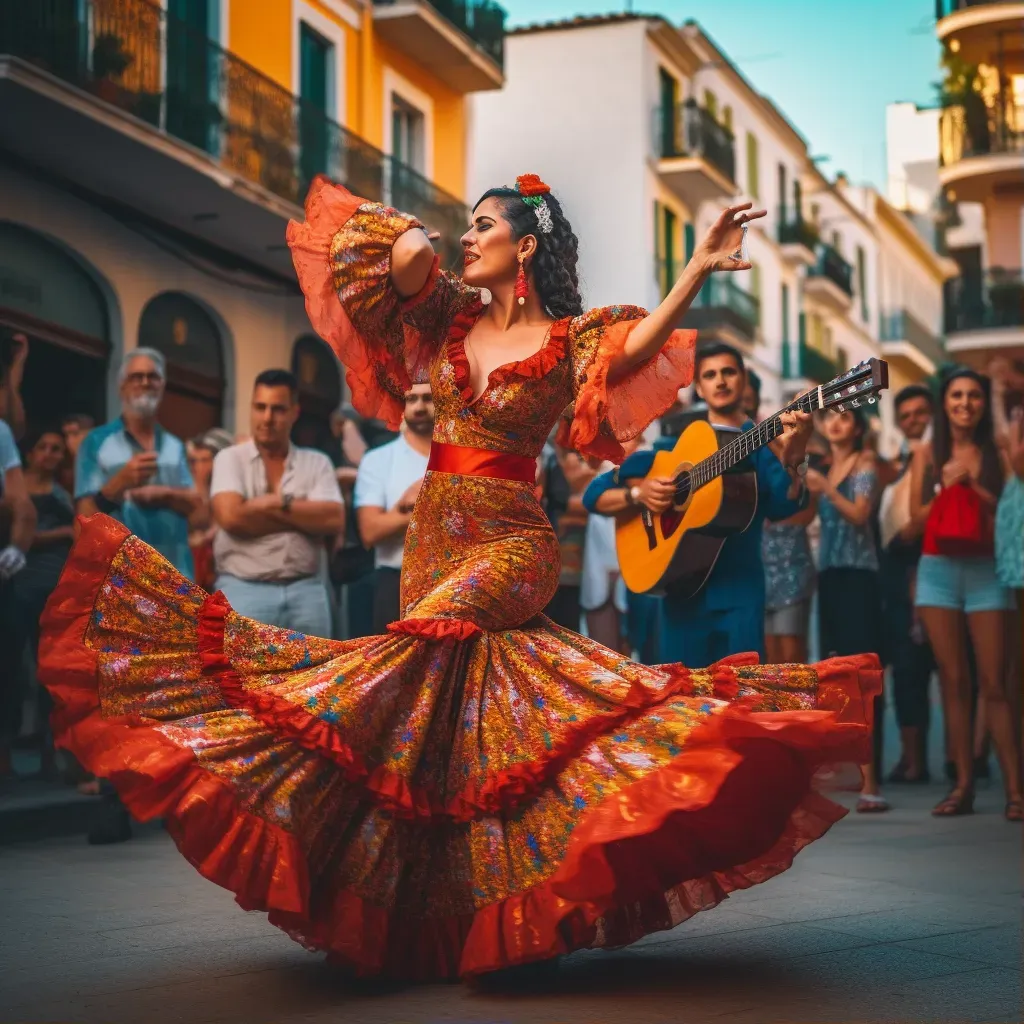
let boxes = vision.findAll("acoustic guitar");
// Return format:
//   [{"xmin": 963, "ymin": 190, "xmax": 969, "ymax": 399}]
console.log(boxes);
[{"xmin": 616, "ymin": 358, "xmax": 889, "ymax": 597}]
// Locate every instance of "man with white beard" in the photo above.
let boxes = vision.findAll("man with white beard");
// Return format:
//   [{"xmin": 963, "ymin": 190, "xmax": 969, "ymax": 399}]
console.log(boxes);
[{"xmin": 76, "ymin": 348, "xmax": 199, "ymax": 579}]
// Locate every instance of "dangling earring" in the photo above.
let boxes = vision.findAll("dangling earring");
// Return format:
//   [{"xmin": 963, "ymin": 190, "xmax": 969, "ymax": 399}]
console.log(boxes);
[{"xmin": 515, "ymin": 253, "xmax": 529, "ymax": 306}]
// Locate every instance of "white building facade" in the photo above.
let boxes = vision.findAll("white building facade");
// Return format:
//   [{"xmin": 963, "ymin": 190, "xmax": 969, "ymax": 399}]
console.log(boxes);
[{"xmin": 470, "ymin": 16, "xmax": 908, "ymax": 417}]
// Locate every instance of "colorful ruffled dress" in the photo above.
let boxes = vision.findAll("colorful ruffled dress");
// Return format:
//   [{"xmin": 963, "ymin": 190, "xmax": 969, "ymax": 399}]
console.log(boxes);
[{"xmin": 39, "ymin": 180, "xmax": 881, "ymax": 982}]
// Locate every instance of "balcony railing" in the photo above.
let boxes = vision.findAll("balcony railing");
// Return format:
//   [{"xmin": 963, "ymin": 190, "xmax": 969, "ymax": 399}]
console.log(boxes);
[
  {"xmin": 945, "ymin": 268, "xmax": 1024, "ymax": 333},
  {"xmin": 655, "ymin": 99, "xmax": 736, "ymax": 183},
  {"xmin": 785, "ymin": 340, "xmax": 838, "ymax": 383},
  {"xmin": 684, "ymin": 276, "xmax": 760, "ymax": 341},
  {"xmin": 935, "ymin": 0, "xmax": 1018, "ymax": 17},
  {"xmin": 373, "ymin": 0, "xmax": 505, "ymax": 68},
  {"xmin": 808, "ymin": 244, "xmax": 854, "ymax": 297},
  {"xmin": 940, "ymin": 101, "xmax": 1024, "ymax": 167},
  {"xmin": 880, "ymin": 309, "xmax": 946, "ymax": 367},
  {"xmin": 1, "ymin": 0, "xmax": 469, "ymax": 268},
  {"xmin": 777, "ymin": 211, "xmax": 819, "ymax": 251}
]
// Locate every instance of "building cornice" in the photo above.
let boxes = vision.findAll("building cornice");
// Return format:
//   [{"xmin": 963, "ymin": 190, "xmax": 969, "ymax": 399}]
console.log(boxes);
[{"xmin": 679, "ymin": 22, "xmax": 809, "ymax": 158}]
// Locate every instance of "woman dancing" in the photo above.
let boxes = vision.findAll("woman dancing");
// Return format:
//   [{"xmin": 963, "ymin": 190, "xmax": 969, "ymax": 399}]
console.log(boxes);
[{"xmin": 39, "ymin": 175, "xmax": 880, "ymax": 981}]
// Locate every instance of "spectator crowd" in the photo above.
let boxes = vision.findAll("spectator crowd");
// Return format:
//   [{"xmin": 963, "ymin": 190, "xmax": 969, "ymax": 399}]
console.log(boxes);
[{"xmin": 1, "ymin": 328, "xmax": 1022, "ymax": 838}]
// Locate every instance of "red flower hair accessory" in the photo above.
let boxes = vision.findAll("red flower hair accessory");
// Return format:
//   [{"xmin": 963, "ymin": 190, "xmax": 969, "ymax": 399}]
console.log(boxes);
[
  {"xmin": 514, "ymin": 174, "xmax": 551, "ymax": 197},
  {"xmin": 513, "ymin": 174, "xmax": 554, "ymax": 233}
]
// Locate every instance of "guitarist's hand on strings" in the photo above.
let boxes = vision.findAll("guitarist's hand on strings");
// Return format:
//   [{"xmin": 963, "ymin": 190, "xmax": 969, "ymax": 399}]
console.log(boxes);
[
  {"xmin": 634, "ymin": 476, "xmax": 676, "ymax": 514},
  {"xmin": 769, "ymin": 408, "xmax": 814, "ymax": 499}
]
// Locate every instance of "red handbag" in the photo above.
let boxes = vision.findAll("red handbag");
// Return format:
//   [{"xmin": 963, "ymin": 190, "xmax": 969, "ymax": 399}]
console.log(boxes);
[{"xmin": 926, "ymin": 482, "xmax": 992, "ymax": 557}]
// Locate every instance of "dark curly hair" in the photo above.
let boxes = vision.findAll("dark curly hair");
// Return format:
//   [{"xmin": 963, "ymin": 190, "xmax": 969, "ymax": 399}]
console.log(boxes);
[{"xmin": 473, "ymin": 186, "xmax": 584, "ymax": 319}]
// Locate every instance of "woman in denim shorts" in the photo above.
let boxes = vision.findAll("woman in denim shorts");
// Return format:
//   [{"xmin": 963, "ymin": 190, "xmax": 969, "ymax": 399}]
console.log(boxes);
[{"xmin": 909, "ymin": 370, "xmax": 1021, "ymax": 821}]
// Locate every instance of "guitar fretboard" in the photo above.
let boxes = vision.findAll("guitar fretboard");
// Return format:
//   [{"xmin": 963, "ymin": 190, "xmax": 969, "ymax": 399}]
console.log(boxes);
[{"xmin": 688, "ymin": 390, "xmax": 819, "ymax": 490}]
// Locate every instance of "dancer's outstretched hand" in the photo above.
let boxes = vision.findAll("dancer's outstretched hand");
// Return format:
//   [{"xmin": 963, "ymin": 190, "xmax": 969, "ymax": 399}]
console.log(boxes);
[{"xmin": 694, "ymin": 202, "xmax": 767, "ymax": 273}]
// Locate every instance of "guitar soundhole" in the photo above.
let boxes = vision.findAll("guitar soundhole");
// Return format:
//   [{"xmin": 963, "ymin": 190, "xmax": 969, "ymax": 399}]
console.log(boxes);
[{"xmin": 660, "ymin": 472, "xmax": 692, "ymax": 540}]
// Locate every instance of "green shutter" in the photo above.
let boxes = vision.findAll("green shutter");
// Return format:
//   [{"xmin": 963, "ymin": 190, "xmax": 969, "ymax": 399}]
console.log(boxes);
[
  {"xmin": 781, "ymin": 283, "xmax": 790, "ymax": 343},
  {"xmin": 857, "ymin": 245, "xmax": 868, "ymax": 322},
  {"xmin": 684, "ymin": 221, "xmax": 695, "ymax": 264},
  {"xmin": 746, "ymin": 132, "xmax": 759, "ymax": 199}
]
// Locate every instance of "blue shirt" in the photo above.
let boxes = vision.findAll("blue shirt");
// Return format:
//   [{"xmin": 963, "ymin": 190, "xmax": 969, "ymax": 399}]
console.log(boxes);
[
  {"xmin": 75, "ymin": 417, "xmax": 195, "ymax": 579},
  {"xmin": 583, "ymin": 424, "xmax": 802, "ymax": 611},
  {"xmin": 0, "ymin": 420, "xmax": 20, "ymax": 490},
  {"xmin": 818, "ymin": 470, "xmax": 879, "ymax": 572}
]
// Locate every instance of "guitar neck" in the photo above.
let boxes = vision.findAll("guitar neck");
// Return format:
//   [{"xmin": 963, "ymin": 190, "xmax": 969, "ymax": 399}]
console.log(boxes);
[{"xmin": 689, "ymin": 391, "xmax": 818, "ymax": 489}]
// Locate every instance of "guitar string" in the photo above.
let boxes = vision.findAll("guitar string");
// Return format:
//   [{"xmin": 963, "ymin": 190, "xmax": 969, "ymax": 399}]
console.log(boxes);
[{"xmin": 682, "ymin": 373, "xmax": 870, "ymax": 492}]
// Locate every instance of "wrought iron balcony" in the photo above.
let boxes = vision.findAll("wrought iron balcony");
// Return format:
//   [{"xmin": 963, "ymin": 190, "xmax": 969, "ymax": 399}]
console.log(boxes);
[
  {"xmin": 683, "ymin": 276, "xmax": 760, "ymax": 343},
  {"xmin": 935, "ymin": 0, "xmax": 1018, "ymax": 16},
  {"xmin": 783, "ymin": 339, "xmax": 839, "ymax": 384},
  {"xmin": 655, "ymin": 99, "xmax": 736, "ymax": 184},
  {"xmin": 879, "ymin": 309, "xmax": 946, "ymax": 369},
  {"xmin": 777, "ymin": 211, "xmax": 819, "ymax": 251},
  {"xmin": 374, "ymin": 0, "xmax": 504, "ymax": 69},
  {"xmin": 808, "ymin": 243, "xmax": 854, "ymax": 298},
  {"xmin": 0, "ymin": 0, "xmax": 469, "ymax": 268},
  {"xmin": 945, "ymin": 268, "xmax": 1024, "ymax": 333}
]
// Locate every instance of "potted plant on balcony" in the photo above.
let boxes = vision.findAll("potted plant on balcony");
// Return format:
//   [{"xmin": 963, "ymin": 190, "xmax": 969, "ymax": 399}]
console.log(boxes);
[
  {"xmin": 91, "ymin": 33, "xmax": 132, "ymax": 104},
  {"xmin": 936, "ymin": 50, "xmax": 989, "ymax": 157}
]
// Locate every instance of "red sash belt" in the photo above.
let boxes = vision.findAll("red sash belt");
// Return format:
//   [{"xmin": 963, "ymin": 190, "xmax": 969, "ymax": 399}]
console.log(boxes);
[{"xmin": 427, "ymin": 441, "xmax": 537, "ymax": 484}]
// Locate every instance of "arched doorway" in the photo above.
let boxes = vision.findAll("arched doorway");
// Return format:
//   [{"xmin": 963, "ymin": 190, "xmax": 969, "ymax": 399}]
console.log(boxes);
[
  {"xmin": 291, "ymin": 333, "xmax": 341, "ymax": 454},
  {"xmin": 139, "ymin": 292, "xmax": 225, "ymax": 439},
  {"xmin": 0, "ymin": 222, "xmax": 110, "ymax": 432}
]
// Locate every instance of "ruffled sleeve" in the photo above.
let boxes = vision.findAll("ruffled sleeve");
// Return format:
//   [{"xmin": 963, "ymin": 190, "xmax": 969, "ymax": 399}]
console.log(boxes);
[
  {"xmin": 556, "ymin": 305, "xmax": 697, "ymax": 462},
  {"xmin": 286, "ymin": 177, "xmax": 476, "ymax": 430}
]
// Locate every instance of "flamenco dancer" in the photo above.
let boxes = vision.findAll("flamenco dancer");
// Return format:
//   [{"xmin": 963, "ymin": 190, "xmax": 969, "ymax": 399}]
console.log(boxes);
[{"xmin": 39, "ymin": 175, "xmax": 880, "ymax": 982}]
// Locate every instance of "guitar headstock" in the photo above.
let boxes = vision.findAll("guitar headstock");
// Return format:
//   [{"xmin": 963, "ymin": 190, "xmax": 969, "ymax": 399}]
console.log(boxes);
[{"xmin": 817, "ymin": 358, "xmax": 889, "ymax": 414}]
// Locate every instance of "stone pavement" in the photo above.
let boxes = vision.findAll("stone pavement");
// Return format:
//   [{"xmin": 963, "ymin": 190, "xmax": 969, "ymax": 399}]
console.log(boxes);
[{"xmin": 1, "ymin": 783, "xmax": 1019, "ymax": 1024}]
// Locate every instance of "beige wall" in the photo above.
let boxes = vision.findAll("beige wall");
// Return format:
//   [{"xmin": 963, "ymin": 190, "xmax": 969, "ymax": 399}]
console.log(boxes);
[
  {"xmin": 985, "ymin": 190, "xmax": 1024, "ymax": 269},
  {"xmin": 0, "ymin": 164, "xmax": 316, "ymax": 437}
]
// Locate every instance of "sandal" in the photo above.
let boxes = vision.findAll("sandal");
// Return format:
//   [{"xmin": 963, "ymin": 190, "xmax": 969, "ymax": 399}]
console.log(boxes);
[
  {"xmin": 932, "ymin": 789, "xmax": 974, "ymax": 816},
  {"xmin": 856, "ymin": 793, "xmax": 890, "ymax": 813},
  {"xmin": 1005, "ymin": 798, "xmax": 1023, "ymax": 823}
]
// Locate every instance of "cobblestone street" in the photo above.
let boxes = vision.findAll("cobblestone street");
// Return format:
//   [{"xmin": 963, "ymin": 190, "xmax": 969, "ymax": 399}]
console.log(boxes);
[{"xmin": 2, "ymin": 784, "xmax": 1019, "ymax": 1024}]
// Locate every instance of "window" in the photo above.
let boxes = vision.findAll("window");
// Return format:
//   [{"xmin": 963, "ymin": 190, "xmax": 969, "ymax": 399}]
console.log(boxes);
[
  {"xmin": 831, "ymin": 230, "xmax": 841, "ymax": 253},
  {"xmin": 722, "ymin": 105, "xmax": 733, "ymax": 132},
  {"xmin": 654, "ymin": 201, "xmax": 679, "ymax": 299},
  {"xmin": 703, "ymin": 89, "xmax": 718, "ymax": 118},
  {"xmin": 793, "ymin": 179, "xmax": 802, "ymax": 220},
  {"xmin": 748, "ymin": 264, "xmax": 761, "ymax": 325},
  {"xmin": 299, "ymin": 23, "xmax": 332, "ymax": 184},
  {"xmin": 781, "ymin": 283, "xmax": 790, "ymax": 344},
  {"xmin": 778, "ymin": 164, "xmax": 787, "ymax": 223},
  {"xmin": 856, "ymin": 245, "xmax": 868, "ymax": 322},
  {"xmin": 745, "ymin": 131, "xmax": 759, "ymax": 199},
  {"xmin": 658, "ymin": 68, "xmax": 679, "ymax": 156},
  {"xmin": 392, "ymin": 95, "xmax": 425, "ymax": 173}
]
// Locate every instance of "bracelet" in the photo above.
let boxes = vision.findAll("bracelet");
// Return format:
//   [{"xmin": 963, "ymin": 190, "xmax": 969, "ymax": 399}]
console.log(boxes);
[{"xmin": 94, "ymin": 490, "xmax": 121, "ymax": 515}]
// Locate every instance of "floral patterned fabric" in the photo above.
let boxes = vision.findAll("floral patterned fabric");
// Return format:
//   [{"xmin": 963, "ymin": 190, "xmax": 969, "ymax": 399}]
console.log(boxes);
[{"xmin": 39, "ymin": 182, "xmax": 883, "ymax": 983}]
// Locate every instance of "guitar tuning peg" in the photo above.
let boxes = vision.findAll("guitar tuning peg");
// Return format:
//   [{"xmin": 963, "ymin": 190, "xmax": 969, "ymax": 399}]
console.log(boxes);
[{"xmin": 868, "ymin": 396, "xmax": 876, "ymax": 404}]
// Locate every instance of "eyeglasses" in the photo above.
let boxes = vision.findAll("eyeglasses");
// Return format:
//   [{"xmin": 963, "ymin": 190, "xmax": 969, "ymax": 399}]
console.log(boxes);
[{"xmin": 125, "ymin": 372, "xmax": 163, "ymax": 385}]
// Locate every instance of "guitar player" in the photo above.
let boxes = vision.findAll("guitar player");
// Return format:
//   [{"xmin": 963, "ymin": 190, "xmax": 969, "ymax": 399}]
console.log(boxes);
[{"xmin": 582, "ymin": 342, "xmax": 812, "ymax": 665}]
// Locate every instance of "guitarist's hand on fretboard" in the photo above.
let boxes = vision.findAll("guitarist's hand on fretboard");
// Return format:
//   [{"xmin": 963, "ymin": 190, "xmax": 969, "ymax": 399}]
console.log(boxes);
[{"xmin": 768, "ymin": 408, "xmax": 814, "ymax": 476}]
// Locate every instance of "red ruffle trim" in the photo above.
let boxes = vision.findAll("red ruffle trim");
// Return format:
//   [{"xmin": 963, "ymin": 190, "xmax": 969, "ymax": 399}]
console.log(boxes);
[
  {"xmin": 39, "ymin": 515, "xmax": 883, "ymax": 981},
  {"xmin": 386, "ymin": 617, "xmax": 484, "ymax": 641},
  {"xmin": 447, "ymin": 310, "xmax": 570, "ymax": 406},
  {"xmin": 560, "ymin": 321, "xmax": 697, "ymax": 463},
  {"xmin": 196, "ymin": 592, "xmax": 742, "ymax": 823},
  {"xmin": 286, "ymin": 176, "xmax": 431, "ymax": 431}
]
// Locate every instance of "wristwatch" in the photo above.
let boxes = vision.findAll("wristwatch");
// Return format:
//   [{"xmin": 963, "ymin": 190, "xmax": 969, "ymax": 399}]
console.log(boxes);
[
  {"xmin": 281, "ymin": 492, "xmax": 294, "ymax": 512},
  {"xmin": 626, "ymin": 485, "xmax": 642, "ymax": 505}
]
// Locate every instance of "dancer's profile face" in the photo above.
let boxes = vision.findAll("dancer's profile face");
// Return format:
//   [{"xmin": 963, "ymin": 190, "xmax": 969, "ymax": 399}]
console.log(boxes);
[{"xmin": 460, "ymin": 197, "xmax": 534, "ymax": 291}]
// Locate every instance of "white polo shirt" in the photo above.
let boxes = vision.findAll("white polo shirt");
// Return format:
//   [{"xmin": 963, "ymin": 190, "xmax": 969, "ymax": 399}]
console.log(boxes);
[
  {"xmin": 353, "ymin": 434, "xmax": 428, "ymax": 570},
  {"xmin": 211, "ymin": 440, "xmax": 343, "ymax": 582}
]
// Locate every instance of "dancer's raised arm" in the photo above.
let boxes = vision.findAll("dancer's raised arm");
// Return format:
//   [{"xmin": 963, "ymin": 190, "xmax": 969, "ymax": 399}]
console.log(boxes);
[{"xmin": 610, "ymin": 202, "xmax": 765, "ymax": 381}]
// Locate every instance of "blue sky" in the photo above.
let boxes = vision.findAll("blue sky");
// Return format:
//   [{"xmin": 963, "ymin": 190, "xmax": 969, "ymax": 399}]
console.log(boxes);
[{"xmin": 502, "ymin": 0, "xmax": 942, "ymax": 190}]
